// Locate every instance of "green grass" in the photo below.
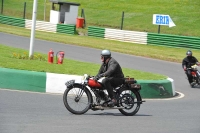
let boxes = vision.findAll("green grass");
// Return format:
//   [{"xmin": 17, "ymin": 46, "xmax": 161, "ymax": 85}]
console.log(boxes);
[
  {"xmin": 2, "ymin": 23, "xmax": 200, "ymax": 64},
  {"xmin": 2, "ymin": 0, "xmax": 200, "ymax": 37},
  {"xmin": 0, "ymin": 44, "xmax": 166, "ymax": 80}
]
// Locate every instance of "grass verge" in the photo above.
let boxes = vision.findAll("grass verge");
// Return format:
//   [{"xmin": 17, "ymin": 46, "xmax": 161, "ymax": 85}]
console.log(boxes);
[{"xmin": 0, "ymin": 44, "xmax": 166, "ymax": 80}]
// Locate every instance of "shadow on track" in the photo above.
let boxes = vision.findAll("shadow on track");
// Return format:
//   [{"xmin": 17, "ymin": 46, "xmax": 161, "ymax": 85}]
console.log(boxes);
[{"xmin": 84, "ymin": 112, "xmax": 152, "ymax": 116}]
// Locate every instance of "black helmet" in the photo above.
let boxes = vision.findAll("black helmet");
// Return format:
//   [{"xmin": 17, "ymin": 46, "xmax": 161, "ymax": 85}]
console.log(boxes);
[
  {"xmin": 186, "ymin": 50, "xmax": 192, "ymax": 56},
  {"xmin": 101, "ymin": 50, "xmax": 111, "ymax": 58}
]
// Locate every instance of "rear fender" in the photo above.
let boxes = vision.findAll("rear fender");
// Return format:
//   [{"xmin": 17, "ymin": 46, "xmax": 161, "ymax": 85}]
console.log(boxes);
[
  {"xmin": 120, "ymin": 85, "xmax": 143, "ymax": 103},
  {"xmin": 131, "ymin": 89, "xmax": 143, "ymax": 103}
]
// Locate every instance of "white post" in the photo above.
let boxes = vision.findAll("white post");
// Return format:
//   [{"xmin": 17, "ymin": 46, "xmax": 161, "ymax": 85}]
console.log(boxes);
[
  {"xmin": 44, "ymin": 0, "xmax": 46, "ymax": 21},
  {"xmin": 29, "ymin": 0, "xmax": 38, "ymax": 57}
]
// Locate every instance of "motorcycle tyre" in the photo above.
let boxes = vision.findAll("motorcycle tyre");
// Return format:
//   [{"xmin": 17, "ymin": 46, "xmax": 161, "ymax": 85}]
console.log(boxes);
[
  {"xmin": 63, "ymin": 84, "xmax": 92, "ymax": 115},
  {"xmin": 118, "ymin": 89, "xmax": 141, "ymax": 116}
]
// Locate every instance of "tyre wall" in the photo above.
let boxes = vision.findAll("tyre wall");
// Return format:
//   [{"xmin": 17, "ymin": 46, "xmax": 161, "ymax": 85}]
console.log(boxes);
[{"xmin": 0, "ymin": 68, "xmax": 175, "ymax": 98}]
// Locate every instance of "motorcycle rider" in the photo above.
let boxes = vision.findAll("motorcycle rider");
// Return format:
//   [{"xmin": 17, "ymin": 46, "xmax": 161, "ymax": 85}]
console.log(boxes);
[
  {"xmin": 94, "ymin": 50, "xmax": 124, "ymax": 107},
  {"xmin": 182, "ymin": 50, "xmax": 200, "ymax": 87}
]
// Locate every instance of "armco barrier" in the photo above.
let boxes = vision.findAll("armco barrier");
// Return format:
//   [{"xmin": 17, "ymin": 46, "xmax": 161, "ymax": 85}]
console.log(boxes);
[
  {"xmin": 88, "ymin": 26, "xmax": 105, "ymax": 38},
  {"xmin": 0, "ymin": 68, "xmax": 175, "ymax": 98},
  {"xmin": 25, "ymin": 20, "xmax": 57, "ymax": 33},
  {"xmin": 0, "ymin": 15, "xmax": 76, "ymax": 35},
  {"xmin": 0, "ymin": 15, "xmax": 25, "ymax": 27},
  {"xmin": 88, "ymin": 26, "xmax": 200, "ymax": 49},
  {"xmin": 147, "ymin": 33, "xmax": 200, "ymax": 49},
  {"xmin": 104, "ymin": 28, "xmax": 147, "ymax": 44},
  {"xmin": 1, "ymin": 15, "xmax": 199, "ymax": 49},
  {"xmin": 56, "ymin": 24, "xmax": 76, "ymax": 34}
]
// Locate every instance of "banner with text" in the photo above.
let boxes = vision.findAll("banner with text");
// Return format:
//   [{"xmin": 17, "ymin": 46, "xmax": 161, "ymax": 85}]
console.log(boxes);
[{"xmin": 153, "ymin": 14, "xmax": 176, "ymax": 28}]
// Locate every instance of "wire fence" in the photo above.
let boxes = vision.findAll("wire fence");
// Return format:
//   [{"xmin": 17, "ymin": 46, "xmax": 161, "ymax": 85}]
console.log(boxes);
[
  {"xmin": 1, "ymin": 1, "xmax": 53, "ymax": 21},
  {"xmin": 0, "ymin": 1, "xmax": 125, "ymax": 30}
]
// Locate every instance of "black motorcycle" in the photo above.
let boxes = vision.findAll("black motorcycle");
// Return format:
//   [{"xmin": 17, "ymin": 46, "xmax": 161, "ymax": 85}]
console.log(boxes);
[{"xmin": 63, "ymin": 74, "xmax": 145, "ymax": 116}]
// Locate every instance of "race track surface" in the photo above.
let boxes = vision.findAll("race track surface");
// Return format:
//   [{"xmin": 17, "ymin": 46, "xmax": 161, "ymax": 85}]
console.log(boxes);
[{"xmin": 0, "ymin": 32, "xmax": 200, "ymax": 133}]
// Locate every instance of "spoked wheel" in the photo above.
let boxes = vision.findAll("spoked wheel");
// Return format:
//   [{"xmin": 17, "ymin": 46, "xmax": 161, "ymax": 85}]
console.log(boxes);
[
  {"xmin": 63, "ymin": 84, "xmax": 92, "ymax": 115},
  {"xmin": 118, "ymin": 89, "xmax": 141, "ymax": 116}
]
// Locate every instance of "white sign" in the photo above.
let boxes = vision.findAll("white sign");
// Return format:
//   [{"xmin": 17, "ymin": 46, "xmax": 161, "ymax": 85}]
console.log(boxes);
[{"xmin": 153, "ymin": 14, "xmax": 176, "ymax": 28}]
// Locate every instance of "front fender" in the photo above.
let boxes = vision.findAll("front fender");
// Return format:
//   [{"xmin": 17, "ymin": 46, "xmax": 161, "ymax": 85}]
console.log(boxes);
[{"xmin": 65, "ymin": 80, "xmax": 77, "ymax": 88}]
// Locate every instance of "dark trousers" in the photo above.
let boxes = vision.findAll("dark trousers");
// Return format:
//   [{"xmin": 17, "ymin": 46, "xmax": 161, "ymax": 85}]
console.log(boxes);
[
  {"xmin": 185, "ymin": 70, "xmax": 193, "ymax": 83},
  {"xmin": 101, "ymin": 77, "xmax": 124, "ymax": 99}
]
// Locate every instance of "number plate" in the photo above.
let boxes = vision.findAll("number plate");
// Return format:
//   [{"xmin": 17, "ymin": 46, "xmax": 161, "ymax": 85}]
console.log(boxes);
[{"xmin": 65, "ymin": 80, "xmax": 75, "ymax": 87}]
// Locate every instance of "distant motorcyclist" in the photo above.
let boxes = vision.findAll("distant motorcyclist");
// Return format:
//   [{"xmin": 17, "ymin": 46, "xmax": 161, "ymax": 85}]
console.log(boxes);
[
  {"xmin": 94, "ymin": 50, "xmax": 124, "ymax": 107},
  {"xmin": 182, "ymin": 50, "xmax": 200, "ymax": 86}
]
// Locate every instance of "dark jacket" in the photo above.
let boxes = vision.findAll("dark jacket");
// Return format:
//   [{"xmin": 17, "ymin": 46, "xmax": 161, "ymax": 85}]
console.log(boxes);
[
  {"xmin": 182, "ymin": 56, "xmax": 198, "ymax": 68},
  {"xmin": 97, "ymin": 57, "xmax": 124, "ymax": 78}
]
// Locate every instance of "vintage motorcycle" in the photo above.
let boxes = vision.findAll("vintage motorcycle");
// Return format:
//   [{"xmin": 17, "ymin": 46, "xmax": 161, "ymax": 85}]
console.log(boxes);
[
  {"xmin": 63, "ymin": 74, "xmax": 145, "ymax": 116},
  {"xmin": 188, "ymin": 64, "xmax": 200, "ymax": 87}
]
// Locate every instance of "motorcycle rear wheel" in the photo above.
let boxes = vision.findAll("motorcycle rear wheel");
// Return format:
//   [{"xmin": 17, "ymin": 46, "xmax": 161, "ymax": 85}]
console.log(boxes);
[
  {"xmin": 63, "ymin": 84, "xmax": 92, "ymax": 115},
  {"xmin": 118, "ymin": 89, "xmax": 141, "ymax": 116}
]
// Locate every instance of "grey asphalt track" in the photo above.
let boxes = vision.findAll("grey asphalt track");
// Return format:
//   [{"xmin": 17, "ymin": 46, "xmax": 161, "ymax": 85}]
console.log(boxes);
[{"xmin": 0, "ymin": 32, "xmax": 200, "ymax": 133}]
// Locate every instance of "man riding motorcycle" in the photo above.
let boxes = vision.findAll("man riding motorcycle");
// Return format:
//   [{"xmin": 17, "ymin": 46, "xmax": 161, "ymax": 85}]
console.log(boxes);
[
  {"xmin": 94, "ymin": 50, "xmax": 125, "ymax": 107},
  {"xmin": 182, "ymin": 50, "xmax": 200, "ymax": 87}
]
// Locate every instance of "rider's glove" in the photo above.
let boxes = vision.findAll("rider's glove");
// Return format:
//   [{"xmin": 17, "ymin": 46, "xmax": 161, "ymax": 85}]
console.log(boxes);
[
  {"xmin": 94, "ymin": 74, "xmax": 104, "ymax": 81},
  {"xmin": 183, "ymin": 67, "xmax": 186, "ymax": 71}
]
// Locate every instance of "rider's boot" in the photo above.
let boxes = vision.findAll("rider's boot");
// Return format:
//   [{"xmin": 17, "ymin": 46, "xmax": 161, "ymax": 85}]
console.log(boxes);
[
  {"xmin": 190, "ymin": 82, "xmax": 195, "ymax": 87},
  {"xmin": 107, "ymin": 98, "xmax": 117, "ymax": 107}
]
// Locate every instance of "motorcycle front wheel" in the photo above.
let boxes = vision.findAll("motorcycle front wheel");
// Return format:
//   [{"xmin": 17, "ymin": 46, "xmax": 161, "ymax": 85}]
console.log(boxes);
[
  {"xmin": 63, "ymin": 84, "xmax": 92, "ymax": 115},
  {"xmin": 118, "ymin": 89, "xmax": 141, "ymax": 116}
]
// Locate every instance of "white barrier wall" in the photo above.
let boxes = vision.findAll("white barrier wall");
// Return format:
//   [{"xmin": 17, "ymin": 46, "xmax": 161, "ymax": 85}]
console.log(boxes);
[
  {"xmin": 25, "ymin": 20, "xmax": 57, "ymax": 33},
  {"xmin": 104, "ymin": 28, "xmax": 147, "ymax": 44},
  {"xmin": 46, "ymin": 73, "xmax": 82, "ymax": 94}
]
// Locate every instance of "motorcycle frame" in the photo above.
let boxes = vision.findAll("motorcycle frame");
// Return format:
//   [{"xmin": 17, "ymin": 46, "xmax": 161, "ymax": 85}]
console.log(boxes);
[{"xmin": 67, "ymin": 81, "xmax": 143, "ymax": 106}]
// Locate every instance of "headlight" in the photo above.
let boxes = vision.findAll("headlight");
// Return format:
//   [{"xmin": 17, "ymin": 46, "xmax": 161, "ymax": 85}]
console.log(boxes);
[
  {"xmin": 192, "ymin": 65, "xmax": 198, "ymax": 70},
  {"xmin": 82, "ymin": 74, "xmax": 88, "ymax": 83}
]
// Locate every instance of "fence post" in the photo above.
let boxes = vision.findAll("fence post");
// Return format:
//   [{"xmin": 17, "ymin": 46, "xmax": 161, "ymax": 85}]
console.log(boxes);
[
  {"xmin": 81, "ymin": 8, "xmax": 86, "ymax": 28},
  {"xmin": 158, "ymin": 25, "xmax": 161, "ymax": 34},
  {"xmin": 23, "ymin": 2, "xmax": 26, "ymax": 19},
  {"xmin": 44, "ymin": 0, "xmax": 46, "ymax": 21},
  {"xmin": 1, "ymin": 0, "xmax": 4, "ymax": 14},
  {"xmin": 120, "ymin": 11, "xmax": 124, "ymax": 30}
]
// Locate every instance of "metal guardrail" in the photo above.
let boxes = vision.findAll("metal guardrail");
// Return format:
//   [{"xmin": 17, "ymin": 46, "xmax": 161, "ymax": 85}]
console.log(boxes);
[
  {"xmin": 57, "ymin": 24, "xmax": 76, "ymax": 34},
  {"xmin": 104, "ymin": 28, "xmax": 147, "ymax": 44},
  {"xmin": 148, "ymin": 33, "xmax": 200, "ymax": 49},
  {"xmin": 88, "ymin": 26, "xmax": 105, "ymax": 38},
  {"xmin": 25, "ymin": 19, "xmax": 57, "ymax": 33},
  {"xmin": 0, "ymin": 15, "xmax": 25, "ymax": 27}
]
